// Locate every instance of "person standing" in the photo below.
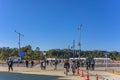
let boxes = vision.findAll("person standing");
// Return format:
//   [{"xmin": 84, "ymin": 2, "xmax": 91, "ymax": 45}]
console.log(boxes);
[
  {"xmin": 86, "ymin": 61, "xmax": 89, "ymax": 70},
  {"xmin": 40, "ymin": 61, "xmax": 43, "ymax": 70},
  {"xmin": 81, "ymin": 60, "xmax": 84, "ymax": 67},
  {"xmin": 25, "ymin": 59, "xmax": 29, "ymax": 68},
  {"xmin": 71, "ymin": 61, "xmax": 76, "ymax": 75},
  {"xmin": 77, "ymin": 60, "xmax": 80, "ymax": 69},
  {"xmin": 8, "ymin": 59, "xmax": 13, "ymax": 71},
  {"xmin": 91, "ymin": 59, "xmax": 95, "ymax": 70},
  {"xmin": 64, "ymin": 60, "xmax": 70, "ymax": 76},
  {"xmin": 31, "ymin": 60, "xmax": 34, "ymax": 68},
  {"xmin": 42, "ymin": 61, "xmax": 46, "ymax": 70},
  {"xmin": 54, "ymin": 60, "xmax": 58, "ymax": 70}
]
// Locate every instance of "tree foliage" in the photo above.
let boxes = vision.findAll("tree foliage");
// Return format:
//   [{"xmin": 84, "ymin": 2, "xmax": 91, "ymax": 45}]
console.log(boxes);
[{"xmin": 0, "ymin": 46, "xmax": 120, "ymax": 60}]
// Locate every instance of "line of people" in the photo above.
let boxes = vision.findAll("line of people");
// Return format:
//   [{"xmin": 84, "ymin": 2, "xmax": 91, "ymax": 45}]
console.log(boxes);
[
  {"xmin": 40, "ymin": 60, "xmax": 60, "ymax": 70},
  {"xmin": 63, "ymin": 59, "xmax": 95, "ymax": 76},
  {"xmin": 64, "ymin": 60, "xmax": 79, "ymax": 76},
  {"xmin": 6, "ymin": 59, "xmax": 35, "ymax": 71},
  {"xmin": 25, "ymin": 60, "xmax": 34, "ymax": 68},
  {"xmin": 86, "ymin": 59, "xmax": 95, "ymax": 70}
]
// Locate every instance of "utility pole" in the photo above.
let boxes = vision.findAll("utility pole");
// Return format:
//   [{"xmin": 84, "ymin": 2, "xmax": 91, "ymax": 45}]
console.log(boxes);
[
  {"xmin": 78, "ymin": 24, "xmax": 82, "ymax": 60},
  {"xmin": 73, "ymin": 40, "xmax": 75, "ymax": 59},
  {"xmin": 15, "ymin": 30, "xmax": 24, "ymax": 56},
  {"xmin": 68, "ymin": 45, "xmax": 70, "ymax": 50}
]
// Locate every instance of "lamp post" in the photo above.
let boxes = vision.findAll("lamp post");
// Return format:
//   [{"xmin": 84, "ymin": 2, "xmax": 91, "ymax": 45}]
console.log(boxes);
[{"xmin": 78, "ymin": 24, "xmax": 82, "ymax": 60}]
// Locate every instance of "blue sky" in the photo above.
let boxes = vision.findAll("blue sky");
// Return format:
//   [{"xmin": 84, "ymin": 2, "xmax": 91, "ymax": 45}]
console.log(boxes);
[{"xmin": 0, "ymin": 0, "xmax": 120, "ymax": 51}]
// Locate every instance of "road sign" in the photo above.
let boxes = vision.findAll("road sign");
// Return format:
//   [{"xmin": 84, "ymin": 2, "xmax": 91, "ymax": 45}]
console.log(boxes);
[{"xmin": 19, "ymin": 52, "xmax": 24, "ymax": 57}]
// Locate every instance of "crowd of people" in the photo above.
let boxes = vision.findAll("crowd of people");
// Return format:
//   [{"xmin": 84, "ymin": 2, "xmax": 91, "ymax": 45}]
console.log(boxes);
[
  {"xmin": 40, "ymin": 60, "xmax": 61, "ymax": 70},
  {"xmin": 6, "ymin": 58, "xmax": 95, "ymax": 75},
  {"xmin": 6, "ymin": 59, "xmax": 35, "ymax": 71},
  {"xmin": 25, "ymin": 59, "xmax": 34, "ymax": 68},
  {"xmin": 63, "ymin": 59, "xmax": 95, "ymax": 76}
]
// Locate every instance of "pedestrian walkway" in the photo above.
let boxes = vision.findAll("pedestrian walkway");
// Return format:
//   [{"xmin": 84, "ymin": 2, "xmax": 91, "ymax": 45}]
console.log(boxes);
[
  {"xmin": 78, "ymin": 67, "xmax": 120, "ymax": 80},
  {"xmin": 88, "ymin": 70, "xmax": 120, "ymax": 80},
  {"xmin": 1, "ymin": 63, "xmax": 120, "ymax": 80},
  {"xmin": 21, "ymin": 64, "xmax": 120, "ymax": 80},
  {"xmin": 63, "ymin": 67, "xmax": 120, "ymax": 80},
  {"xmin": 0, "ymin": 67, "xmax": 85, "ymax": 80}
]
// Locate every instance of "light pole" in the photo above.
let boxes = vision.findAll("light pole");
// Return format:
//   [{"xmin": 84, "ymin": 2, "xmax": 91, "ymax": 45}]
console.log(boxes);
[
  {"xmin": 15, "ymin": 30, "xmax": 24, "ymax": 56},
  {"xmin": 78, "ymin": 24, "xmax": 82, "ymax": 60}
]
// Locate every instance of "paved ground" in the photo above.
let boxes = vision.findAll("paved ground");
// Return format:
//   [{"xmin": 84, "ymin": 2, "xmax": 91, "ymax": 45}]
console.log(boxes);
[
  {"xmin": 0, "ymin": 63, "xmax": 120, "ymax": 80},
  {"xmin": 0, "ymin": 65, "xmax": 84, "ymax": 80},
  {"xmin": 89, "ymin": 70, "xmax": 120, "ymax": 80},
  {"xmin": 0, "ymin": 72, "xmax": 65, "ymax": 80}
]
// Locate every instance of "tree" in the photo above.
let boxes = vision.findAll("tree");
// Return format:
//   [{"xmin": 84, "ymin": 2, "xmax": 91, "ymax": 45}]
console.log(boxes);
[
  {"xmin": 36, "ymin": 47, "xmax": 40, "ymax": 51},
  {"xmin": 34, "ymin": 47, "xmax": 43, "ymax": 59},
  {"xmin": 11, "ymin": 48, "xmax": 18, "ymax": 56},
  {"xmin": 24, "ymin": 50, "xmax": 34, "ymax": 59},
  {"xmin": 21, "ymin": 45, "xmax": 32, "ymax": 52}
]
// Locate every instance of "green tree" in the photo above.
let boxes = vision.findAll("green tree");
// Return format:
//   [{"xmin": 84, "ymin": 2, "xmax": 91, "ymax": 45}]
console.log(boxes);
[{"xmin": 11, "ymin": 48, "xmax": 18, "ymax": 56}]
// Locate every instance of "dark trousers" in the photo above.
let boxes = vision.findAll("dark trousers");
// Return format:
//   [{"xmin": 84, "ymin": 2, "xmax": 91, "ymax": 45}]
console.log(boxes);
[
  {"xmin": 8, "ymin": 66, "xmax": 13, "ymax": 71},
  {"xmin": 26, "ymin": 64, "xmax": 28, "ymax": 68},
  {"xmin": 91, "ymin": 64, "xmax": 94, "ymax": 70}
]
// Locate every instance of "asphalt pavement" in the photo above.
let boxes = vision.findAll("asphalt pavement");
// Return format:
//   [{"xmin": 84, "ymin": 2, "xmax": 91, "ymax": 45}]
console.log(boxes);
[{"xmin": 0, "ymin": 62, "xmax": 120, "ymax": 80}]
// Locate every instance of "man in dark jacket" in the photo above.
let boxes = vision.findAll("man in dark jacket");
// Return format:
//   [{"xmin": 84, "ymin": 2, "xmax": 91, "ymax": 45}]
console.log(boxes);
[
  {"xmin": 25, "ymin": 60, "xmax": 29, "ymax": 68},
  {"xmin": 64, "ymin": 60, "xmax": 70, "ymax": 76},
  {"xmin": 31, "ymin": 60, "xmax": 34, "ymax": 68},
  {"xmin": 8, "ymin": 59, "xmax": 13, "ymax": 71}
]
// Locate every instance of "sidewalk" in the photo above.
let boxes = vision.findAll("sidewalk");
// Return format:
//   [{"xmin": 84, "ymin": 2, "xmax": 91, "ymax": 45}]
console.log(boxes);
[
  {"xmin": 0, "ymin": 66, "xmax": 85, "ymax": 80},
  {"xmin": 58, "ymin": 68, "xmax": 120, "ymax": 80},
  {"xmin": 1, "ymin": 63, "xmax": 120, "ymax": 80},
  {"xmin": 88, "ymin": 70, "xmax": 120, "ymax": 80},
  {"xmin": 79, "ymin": 67, "xmax": 120, "ymax": 80}
]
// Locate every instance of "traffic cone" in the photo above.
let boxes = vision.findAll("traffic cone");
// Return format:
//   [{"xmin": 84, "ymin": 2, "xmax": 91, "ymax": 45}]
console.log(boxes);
[
  {"xmin": 16, "ymin": 63, "xmax": 18, "ymax": 67},
  {"xmin": 86, "ymin": 72, "xmax": 89, "ymax": 80},
  {"xmin": 75, "ymin": 68, "xmax": 79, "ymax": 75},
  {"xmin": 81, "ymin": 70, "xmax": 84, "ymax": 77},
  {"xmin": 96, "ymin": 74, "xmax": 98, "ymax": 80},
  {"xmin": 77, "ymin": 69, "xmax": 80, "ymax": 75},
  {"xmin": 77, "ymin": 69, "xmax": 79, "ymax": 74},
  {"xmin": 79, "ymin": 70, "xmax": 81, "ymax": 77}
]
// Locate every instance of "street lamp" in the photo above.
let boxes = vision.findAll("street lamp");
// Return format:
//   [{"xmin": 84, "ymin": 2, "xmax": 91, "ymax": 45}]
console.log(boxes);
[{"xmin": 78, "ymin": 24, "xmax": 82, "ymax": 60}]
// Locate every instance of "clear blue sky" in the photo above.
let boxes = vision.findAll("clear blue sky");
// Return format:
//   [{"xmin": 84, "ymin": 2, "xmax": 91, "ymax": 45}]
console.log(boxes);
[{"xmin": 0, "ymin": 0, "xmax": 120, "ymax": 51}]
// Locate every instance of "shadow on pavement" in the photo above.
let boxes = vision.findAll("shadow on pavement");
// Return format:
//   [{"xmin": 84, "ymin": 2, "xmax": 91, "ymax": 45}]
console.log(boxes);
[{"xmin": 0, "ymin": 71, "xmax": 71, "ymax": 80}]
